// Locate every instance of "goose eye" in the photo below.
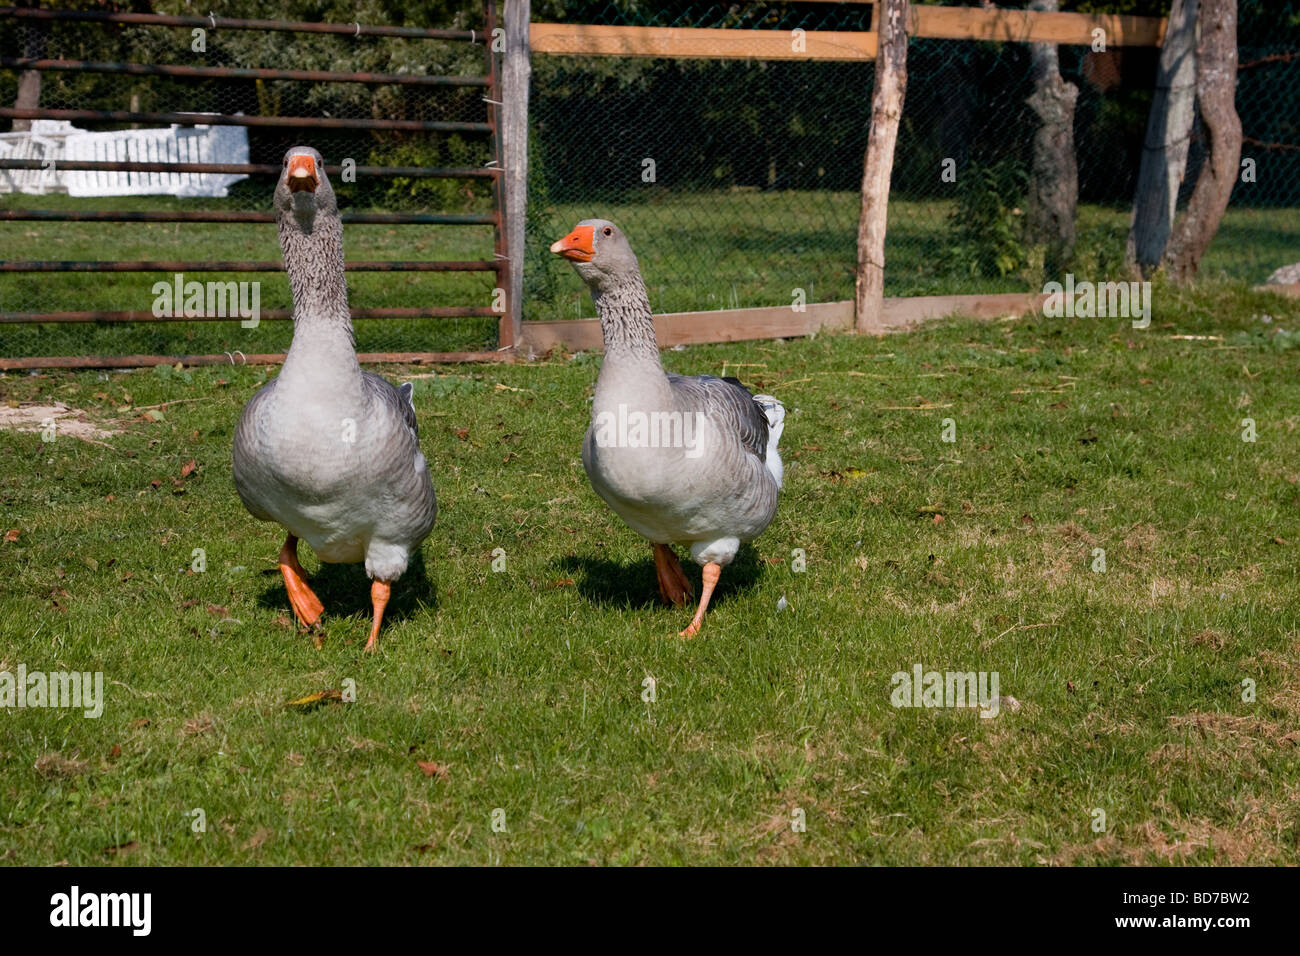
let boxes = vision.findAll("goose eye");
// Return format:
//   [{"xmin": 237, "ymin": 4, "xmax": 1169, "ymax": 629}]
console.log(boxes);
[{"xmin": 603, "ymin": 227, "xmax": 612, "ymax": 237}]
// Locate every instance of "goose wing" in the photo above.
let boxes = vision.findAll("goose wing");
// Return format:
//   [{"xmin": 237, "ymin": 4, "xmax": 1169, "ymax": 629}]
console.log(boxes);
[
  {"xmin": 362, "ymin": 372, "xmax": 420, "ymax": 438},
  {"xmin": 667, "ymin": 373, "xmax": 769, "ymax": 462}
]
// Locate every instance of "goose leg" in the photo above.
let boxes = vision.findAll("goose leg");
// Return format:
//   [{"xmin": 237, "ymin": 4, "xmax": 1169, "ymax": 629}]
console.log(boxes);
[
  {"xmin": 278, "ymin": 534, "xmax": 324, "ymax": 629},
  {"xmin": 652, "ymin": 543, "xmax": 693, "ymax": 607},
  {"xmin": 365, "ymin": 579, "xmax": 391, "ymax": 652},
  {"xmin": 679, "ymin": 562, "xmax": 721, "ymax": 639}
]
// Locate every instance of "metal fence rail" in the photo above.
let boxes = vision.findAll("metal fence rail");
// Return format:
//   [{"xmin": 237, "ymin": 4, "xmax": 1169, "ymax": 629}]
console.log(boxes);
[{"xmin": 0, "ymin": 1, "xmax": 513, "ymax": 368}]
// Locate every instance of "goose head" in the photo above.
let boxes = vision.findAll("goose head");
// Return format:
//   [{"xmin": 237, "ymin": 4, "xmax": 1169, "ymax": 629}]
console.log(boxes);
[
  {"xmin": 274, "ymin": 146, "xmax": 337, "ymax": 235},
  {"xmin": 551, "ymin": 219, "xmax": 640, "ymax": 294}
]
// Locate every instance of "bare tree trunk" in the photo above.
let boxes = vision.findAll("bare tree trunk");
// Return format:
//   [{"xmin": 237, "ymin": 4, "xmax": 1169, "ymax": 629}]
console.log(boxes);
[
  {"xmin": 1164, "ymin": 0, "xmax": 1241, "ymax": 281},
  {"xmin": 1126, "ymin": 0, "xmax": 1199, "ymax": 276},
  {"xmin": 855, "ymin": 0, "xmax": 908, "ymax": 334},
  {"xmin": 502, "ymin": 0, "xmax": 531, "ymax": 349},
  {"xmin": 1024, "ymin": 0, "xmax": 1078, "ymax": 274},
  {"xmin": 11, "ymin": 2, "xmax": 47, "ymax": 133}
]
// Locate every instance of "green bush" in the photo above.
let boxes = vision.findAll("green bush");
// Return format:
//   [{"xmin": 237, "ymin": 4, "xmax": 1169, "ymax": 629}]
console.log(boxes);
[
  {"xmin": 948, "ymin": 160, "xmax": 1028, "ymax": 278},
  {"xmin": 361, "ymin": 137, "xmax": 491, "ymax": 212}
]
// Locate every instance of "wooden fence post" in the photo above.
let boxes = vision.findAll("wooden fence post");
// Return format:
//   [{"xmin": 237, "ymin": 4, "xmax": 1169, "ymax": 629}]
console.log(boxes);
[
  {"xmin": 1126, "ymin": 0, "xmax": 1199, "ymax": 276},
  {"xmin": 1025, "ymin": 0, "xmax": 1078, "ymax": 273},
  {"xmin": 502, "ymin": 0, "xmax": 530, "ymax": 347},
  {"xmin": 854, "ymin": 0, "xmax": 908, "ymax": 333},
  {"xmin": 1164, "ymin": 0, "xmax": 1241, "ymax": 281}
]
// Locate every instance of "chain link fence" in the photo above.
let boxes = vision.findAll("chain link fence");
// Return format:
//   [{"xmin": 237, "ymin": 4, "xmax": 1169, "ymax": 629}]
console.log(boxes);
[
  {"xmin": 0, "ymin": 3, "xmax": 502, "ymax": 362},
  {"xmin": 525, "ymin": 0, "xmax": 1300, "ymax": 325}
]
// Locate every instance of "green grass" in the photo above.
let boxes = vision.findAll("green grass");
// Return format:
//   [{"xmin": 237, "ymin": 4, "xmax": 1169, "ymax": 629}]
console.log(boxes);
[
  {"xmin": 4, "ymin": 190, "xmax": 1297, "ymax": 356},
  {"xmin": 3, "ymin": 280, "xmax": 1300, "ymax": 865}
]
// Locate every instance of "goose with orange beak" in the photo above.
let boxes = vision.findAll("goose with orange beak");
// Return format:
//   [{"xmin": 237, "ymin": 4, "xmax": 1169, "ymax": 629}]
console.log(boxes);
[
  {"xmin": 233, "ymin": 146, "xmax": 437, "ymax": 651},
  {"xmin": 552, "ymin": 219, "xmax": 786, "ymax": 637}
]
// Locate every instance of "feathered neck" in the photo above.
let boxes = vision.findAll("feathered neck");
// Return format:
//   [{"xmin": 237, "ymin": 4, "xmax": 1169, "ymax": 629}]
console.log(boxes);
[
  {"xmin": 281, "ymin": 209, "xmax": 351, "ymax": 333},
  {"xmin": 591, "ymin": 269, "xmax": 662, "ymax": 368},
  {"xmin": 277, "ymin": 206, "xmax": 360, "ymax": 393}
]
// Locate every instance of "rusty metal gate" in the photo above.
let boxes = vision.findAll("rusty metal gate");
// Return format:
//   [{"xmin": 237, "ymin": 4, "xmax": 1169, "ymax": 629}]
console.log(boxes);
[{"xmin": 0, "ymin": 2, "xmax": 514, "ymax": 370}]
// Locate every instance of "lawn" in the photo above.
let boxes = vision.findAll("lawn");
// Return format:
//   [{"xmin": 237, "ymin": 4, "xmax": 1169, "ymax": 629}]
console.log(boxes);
[{"xmin": 2, "ymin": 279, "xmax": 1299, "ymax": 865}]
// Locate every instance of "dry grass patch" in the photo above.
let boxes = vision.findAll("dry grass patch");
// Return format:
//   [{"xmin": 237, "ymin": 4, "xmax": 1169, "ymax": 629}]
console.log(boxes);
[
  {"xmin": 33, "ymin": 752, "xmax": 88, "ymax": 778},
  {"xmin": 0, "ymin": 402, "xmax": 117, "ymax": 442}
]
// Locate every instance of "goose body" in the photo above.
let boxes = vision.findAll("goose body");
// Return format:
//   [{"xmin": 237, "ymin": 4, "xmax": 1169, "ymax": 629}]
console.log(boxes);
[
  {"xmin": 553, "ymin": 219, "xmax": 784, "ymax": 635},
  {"xmin": 232, "ymin": 146, "xmax": 435, "ymax": 648},
  {"xmin": 582, "ymin": 371, "xmax": 783, "ymax": 562}
]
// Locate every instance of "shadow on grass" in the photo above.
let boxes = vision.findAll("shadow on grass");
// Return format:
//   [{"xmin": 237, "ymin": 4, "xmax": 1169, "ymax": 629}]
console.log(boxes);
[
  {"xmin": 558, "ymin": 545, "xmax": 765, "ymax": 610},
  {"xmin": 256, "ymin": 549, "xmax": 438, "ymax": 628}
]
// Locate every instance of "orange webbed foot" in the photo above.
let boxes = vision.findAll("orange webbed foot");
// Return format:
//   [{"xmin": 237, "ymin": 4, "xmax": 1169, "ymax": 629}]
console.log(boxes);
[{"xmin": 279, "ymin": 535, "xmax": 324, "ymax": 629}]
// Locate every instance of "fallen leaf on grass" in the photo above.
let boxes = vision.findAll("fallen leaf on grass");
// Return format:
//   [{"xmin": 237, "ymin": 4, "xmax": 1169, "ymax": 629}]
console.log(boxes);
[
  {"xmin": 822, "ymin": 468, "xmax": 867, "ymax": 484},
  {"xmin": 417, "ymin": 761, "xmax": 448, "ymax": 778},
  {"xmin": 286, "ymin": 688, "xmax": 343, "ymax": 711},
  {"xmin": 180, "ymin": 459, "xmax": 197, "ymax": 478},
  {"xmin": 3, "ymin": 529, "xmax": 18, "ymax": 543},
  {"xmin": 242, "ymin": 828, "xmax": 272, "ymax": 851},
  {"xmin": 548, "ymin": 578, "xmax": 575, "ymax": 589},
  {"xmin": 181, "ymin": 716, "xmax": 215, "ymax": 736},
  {"xmin": 130, "ymin": 718, "xmax": 150, "ymax": 729},
  {"xmin": 103, "ymin": 841, "xmax": 139, "ymax": 857}
]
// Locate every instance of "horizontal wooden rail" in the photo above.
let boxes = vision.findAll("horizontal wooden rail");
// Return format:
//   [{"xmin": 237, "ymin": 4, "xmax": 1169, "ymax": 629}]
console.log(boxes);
[
  {"xmin": 0, "ymin": 352, "xmax": 515, "ymax": 371},
  {"xmin": 520, "ymin": 292, "xmax": 1053, "ymax": 353},
  {"xmin": 522, "ymin": 301, "xmax": 854, "ymax": 352},
  {"xmin": 530, "ymin": 7, "xmax": 1167, "ymax": 61},
  {"xmin": 530, "ymin": 24, "xmax": 877, "ymax": 61},
  {"xmin": 911, "ymin": 6, "xmax": 1165, "ymax": 46}
]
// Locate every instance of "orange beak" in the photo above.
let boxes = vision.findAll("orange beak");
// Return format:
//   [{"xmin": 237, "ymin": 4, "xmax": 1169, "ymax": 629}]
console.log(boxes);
[
  {"xmin": 550, "ymin": 225, "xmax": 595, "ymax": 263},
  {"xmin": 286, "ymin": 154, "xmax": 318, "ymax": 193}
]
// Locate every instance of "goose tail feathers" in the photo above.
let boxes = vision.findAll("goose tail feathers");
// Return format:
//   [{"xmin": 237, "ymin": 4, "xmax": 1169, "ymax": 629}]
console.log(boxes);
[{"xmin": 753, "ymin": 394, "xmax": 785, "ymax": 488}]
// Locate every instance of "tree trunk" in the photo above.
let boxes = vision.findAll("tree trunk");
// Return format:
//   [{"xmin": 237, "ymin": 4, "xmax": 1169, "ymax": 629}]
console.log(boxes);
[
  {"xmin": 1164, "ymin": 0, "xmax": 1241, "ymax": 282},
  {"xmin": 854, "ymin": 0, "xmax": 909, "ymax": 333},
  {"xmin": 1024, "ymin": 0, "xmax": 1078, "ymax": 274},
  {"xmin": 1126, "ymin": 0, "xmax": 1199, "ymax": 276},
  {"xmin": 502, "ymin": 0, "xmax": 531, "ymax": 349},
  {"xmin": 11, "ymin": 2, "xmax": 48, "ymax": 133}
]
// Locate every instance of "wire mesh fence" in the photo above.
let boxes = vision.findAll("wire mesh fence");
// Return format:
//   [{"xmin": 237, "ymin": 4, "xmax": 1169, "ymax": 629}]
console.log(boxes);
[
  {"xmin": 0, "ymin": 3, "xmax": 503, "ymax": 362},
  {"xmin": 525, "ymin": 0, "xmax": 1300, "ymax": 326},
  {"xmin": 2, "ymin": 1, "xmax": 1297, "ymax": 362}
]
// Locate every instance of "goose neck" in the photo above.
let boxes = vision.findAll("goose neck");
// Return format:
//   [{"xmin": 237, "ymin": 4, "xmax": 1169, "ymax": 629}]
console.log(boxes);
[
  {"xmin": 277, "ymin": 215, "xmax": 360, "ymax": 394},
  {"xmin": 593, "ymin": 273, "xmax": 662, "ymax": 367}
]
